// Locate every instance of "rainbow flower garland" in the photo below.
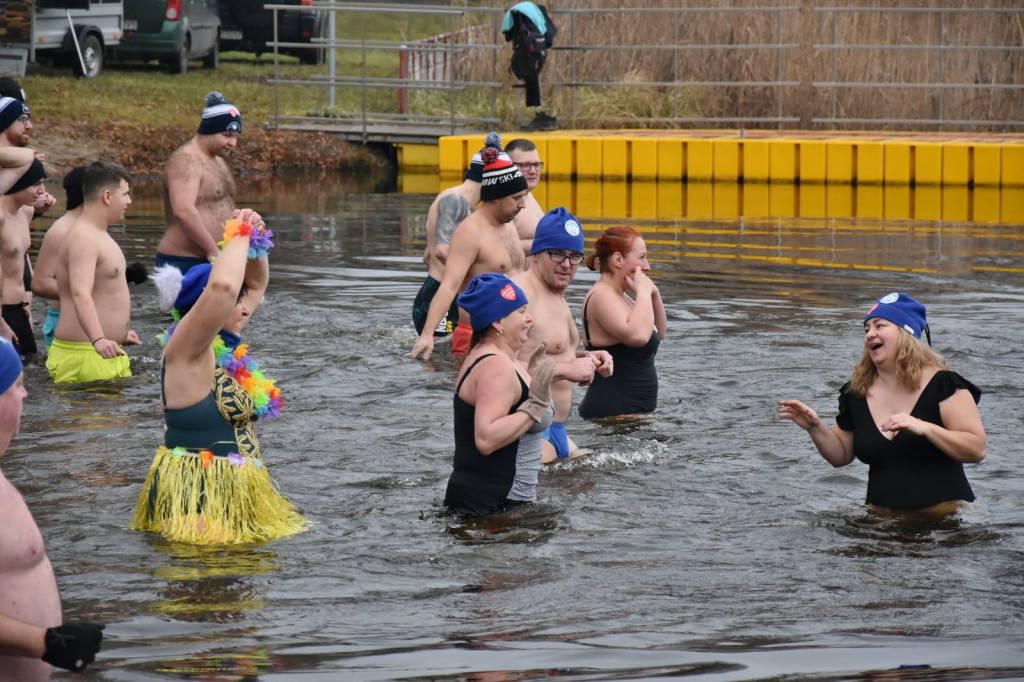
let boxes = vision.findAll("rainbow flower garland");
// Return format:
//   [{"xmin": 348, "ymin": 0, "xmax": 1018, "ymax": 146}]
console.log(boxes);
[
  {"xmin": 219, "ymin": 216, "xmax": 274, "ymax": 259},
  {"xmin": 158, "ymin": 324, "xmax": 284, "ymax": 420}
]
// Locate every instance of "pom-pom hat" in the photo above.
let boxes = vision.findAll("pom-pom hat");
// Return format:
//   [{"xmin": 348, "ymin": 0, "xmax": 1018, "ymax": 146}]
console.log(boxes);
[
  {"xmin": 0, "ymin": 337, "xmax": 22, "ymax": 394},
  {"xmin": 864, "ymin": 292, "xmax": 929, "ymax": 341},
  {"xmin": 457, "ymin": 273, "xmax": 529, "ymax": 331},
  {"xmin": 153, "ymin": 263, "xmax": 212, "ymax": 316},
  {"xmin": 465, "ymin": 131, "xmax": 505, "ymax": 182},
  {"xmin": 479, "ymin": 147, "xmax": 528, "ymax": 201},
  {"xmin": 0, "ymin": 96, "xmax": 28, "ymax": 133},
  {"xmin": 197, "ymin": 91, "xmax": 242, "ymax": 135},
  {"xmin": 531, "ymin": 207, "xmax": 584, "ymax": 255}
]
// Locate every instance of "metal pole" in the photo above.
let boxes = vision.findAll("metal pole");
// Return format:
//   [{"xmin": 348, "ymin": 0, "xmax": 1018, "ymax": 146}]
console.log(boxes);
[{"xmin": 329, "ymin": 0, "xmax": 336, "ymax": 107}]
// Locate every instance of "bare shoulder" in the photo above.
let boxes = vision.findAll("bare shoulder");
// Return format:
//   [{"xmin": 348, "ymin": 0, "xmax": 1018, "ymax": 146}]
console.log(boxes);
[{"xmin": 165, "ymin": 144, "xmax": 201, "ymax": 176}]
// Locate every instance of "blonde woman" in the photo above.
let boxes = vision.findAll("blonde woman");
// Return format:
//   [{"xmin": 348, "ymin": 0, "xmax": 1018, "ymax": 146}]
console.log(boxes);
[{"xmin": 779, "ymin": 293, "xmax": 986, "ymax": 511}]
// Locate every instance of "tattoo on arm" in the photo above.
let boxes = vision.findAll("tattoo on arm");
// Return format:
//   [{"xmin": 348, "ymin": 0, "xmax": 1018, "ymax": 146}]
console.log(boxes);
[{"xmin": 435, "ymin": 195, "xmax": 471, "ymax": 246}]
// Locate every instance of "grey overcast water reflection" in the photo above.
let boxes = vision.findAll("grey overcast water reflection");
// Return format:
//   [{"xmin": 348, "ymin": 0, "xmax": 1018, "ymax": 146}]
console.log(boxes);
[{"xmin": 13, "ymin": 177, "xmax": 1024, "ymax": 680}]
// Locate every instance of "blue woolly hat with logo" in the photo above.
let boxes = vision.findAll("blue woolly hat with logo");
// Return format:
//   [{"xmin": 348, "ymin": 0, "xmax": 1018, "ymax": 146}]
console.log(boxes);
[
  {"xmin": 531, "ymin": 207, "xmax": 584, "ymax": 255},
  {"xmin": 457, "ymin": 273, "xmax": 528, "ymax": 331},
  {"xmin": 864, "ymin": 292, "xmax": 929, "ymax": 340}
]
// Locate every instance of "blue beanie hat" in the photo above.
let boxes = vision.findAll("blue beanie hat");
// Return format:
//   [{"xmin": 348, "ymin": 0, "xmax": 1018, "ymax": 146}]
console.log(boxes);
[
  {"xmin": 457, "ymin": 273, "xmax": 529, "ymax": 331},
  {"xmin": 197, "ymin": 92, "xmax": 242, "ymax": 135},
  {"xmin": 175, "ymin": 263, "xmax": 213, "ymax": 313},
  {"xmin": 864, "ymin": 292, "xmax": 929, "ymax": 340},
  {"xmin": 5, "ymin": 158, "xmax": 46, "ymax": 196},
  {"xmin": 531, "ymin": 207, "xmax": 584, "ymax": 256},
  {"xmin": 0, "ymin": 96, "xmax": 27, "ymax": 133},
  {"xmin": 0, "ymin": 337, "xmax": 22, "ymax": 394},
  {"xmin": 465, "ymin": 131, "xmax": 504, "ymax": 182}
]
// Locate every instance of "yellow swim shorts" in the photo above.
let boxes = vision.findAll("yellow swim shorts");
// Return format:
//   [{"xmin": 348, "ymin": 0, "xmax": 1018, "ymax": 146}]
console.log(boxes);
[{"xmin": 46, "ymin": 338, "xmax": 131, "ymax": 385}]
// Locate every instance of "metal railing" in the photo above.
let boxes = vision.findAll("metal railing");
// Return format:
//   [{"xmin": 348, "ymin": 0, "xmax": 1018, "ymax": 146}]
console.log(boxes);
[{"xmin": 266, "ymin": 3, "xmax": 1024, "ymax": 140}]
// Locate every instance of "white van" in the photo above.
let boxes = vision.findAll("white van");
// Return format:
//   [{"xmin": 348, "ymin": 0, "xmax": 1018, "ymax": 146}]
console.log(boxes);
[{"xmin": 0, "ymin": 0, "xmax": 123, "ymax": 78}]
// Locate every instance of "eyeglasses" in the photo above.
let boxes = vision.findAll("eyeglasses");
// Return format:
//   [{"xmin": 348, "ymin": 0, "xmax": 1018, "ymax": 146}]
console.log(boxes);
[
  {"xmin": 16, "ymin": 115, "xmax": 29, "ymax": 124},
  {"xmin": 546, "ymin": 250, "xmax": 583, "ymax": 265},
  {"xmin": 515, "ymin": 162, "xmax": 544, "ymax": 171}
]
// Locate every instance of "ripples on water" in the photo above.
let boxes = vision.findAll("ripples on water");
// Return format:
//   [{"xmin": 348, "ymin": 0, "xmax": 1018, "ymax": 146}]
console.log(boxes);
[{"xmin": 10, "ymin": 177, "xmax": 1024, "ymax": 680}]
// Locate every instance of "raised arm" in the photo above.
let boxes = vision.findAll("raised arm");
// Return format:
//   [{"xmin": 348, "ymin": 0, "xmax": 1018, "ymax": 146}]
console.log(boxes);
[
  {"xmin": 778, "ymin": 399, "xmax": 855, "ymax": 467},
  {"xmin": 167, "ymin": 211, "xmax": 267, "ymax": 362},
  {"xmin": 0, "ymin": 147, "xmax": 34, "ymax": 195}
]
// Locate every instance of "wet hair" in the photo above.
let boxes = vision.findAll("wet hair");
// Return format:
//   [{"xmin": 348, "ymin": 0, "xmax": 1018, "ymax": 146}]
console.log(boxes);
[
  {"xmin": 848, "ymin": 325, "xmax": 948, "ymax": 396},
  {"xmin": 504, "ymin": 138, "xmax": 537, "ymax": 154},
  {"xmin": 82, "ymin": 161, "xmax": 131, "ymax": 201},
  {"xmin": 585, "ymin": 225, "xmax": 641, "ymax": 273}
]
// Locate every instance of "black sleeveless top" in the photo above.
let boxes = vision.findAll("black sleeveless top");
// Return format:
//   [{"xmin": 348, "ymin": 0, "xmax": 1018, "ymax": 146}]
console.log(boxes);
[
  {"xmin": 578, "ymin": 296, "xmax": 660, "ymax": 420},
  {"xmin": 836, "ymin": 370, "xmax": 981, "ymax": 510},
  {"xmin": 444, "ymin": 354, "xmax": 530, "ymax": 517}
]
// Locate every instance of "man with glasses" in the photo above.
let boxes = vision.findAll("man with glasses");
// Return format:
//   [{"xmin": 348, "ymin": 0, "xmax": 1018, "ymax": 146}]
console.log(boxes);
[
  {"xmin": 515, "ymin": 208, "xmax": 613, "ymax": 461},
  {"xmin": 505, "ymin": 138, "xmax": 546, "ymax": 258}
]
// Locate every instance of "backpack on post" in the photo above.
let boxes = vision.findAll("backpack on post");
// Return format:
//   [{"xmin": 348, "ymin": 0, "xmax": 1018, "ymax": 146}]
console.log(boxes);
[{"xmin": 502, "ymin": 3, "xmax": 557, "ymax": 81}]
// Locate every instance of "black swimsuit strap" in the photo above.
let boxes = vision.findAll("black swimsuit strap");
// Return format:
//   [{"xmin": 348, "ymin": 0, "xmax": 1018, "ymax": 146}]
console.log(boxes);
[
  {"xmin": 455, "ymin": 353, "xmax": 498, "ymax": 394},
  {"xmin": 581, "ymin": 296, "xmax": 592, "ymax": 347}
]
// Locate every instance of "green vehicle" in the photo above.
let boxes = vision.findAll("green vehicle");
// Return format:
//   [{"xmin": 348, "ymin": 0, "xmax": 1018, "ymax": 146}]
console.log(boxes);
[{"xmin": 116, "ymin": 0, "xmax": 219, "ymax": 74}]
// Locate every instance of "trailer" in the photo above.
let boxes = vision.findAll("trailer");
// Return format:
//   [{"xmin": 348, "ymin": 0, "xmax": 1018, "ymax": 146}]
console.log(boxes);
[{"xmin": 0, "ymin": 0, "xmax": 123, "ymax": 78}]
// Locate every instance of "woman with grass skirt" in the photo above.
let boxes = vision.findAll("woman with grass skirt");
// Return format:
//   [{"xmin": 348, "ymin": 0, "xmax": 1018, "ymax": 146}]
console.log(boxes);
[{"xmin": 131, "ymin": 209, "xmax": 308, "ymax": 544}]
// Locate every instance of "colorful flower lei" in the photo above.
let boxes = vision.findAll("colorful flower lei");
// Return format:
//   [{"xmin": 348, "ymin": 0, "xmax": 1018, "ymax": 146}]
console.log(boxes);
[
  {"xmin": 219, "ymin": 215, "xmax": 274, "ymax": 260},
  {"xmin": 158, "ymin": 324, "xmax": 284, "ymax": 420}
]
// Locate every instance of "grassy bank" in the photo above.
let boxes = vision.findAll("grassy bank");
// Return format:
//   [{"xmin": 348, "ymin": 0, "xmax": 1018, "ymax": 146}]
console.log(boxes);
[{"xmin": 22, "ymin": 54, "xmax": 389, "ymax": 179}]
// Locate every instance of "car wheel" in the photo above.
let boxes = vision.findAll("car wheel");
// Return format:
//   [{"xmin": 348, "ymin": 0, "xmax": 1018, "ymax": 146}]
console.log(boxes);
[
  {"xmin": 169, "ymin": 37, "xmax": 190, "ymax": 74},
  {"xmin": 203, "ymin": 36, "xmax": 220, "ymax": 69},
  {"xmin": 74, "ymin": 33, "xmax": 103, "ymax": 78}
]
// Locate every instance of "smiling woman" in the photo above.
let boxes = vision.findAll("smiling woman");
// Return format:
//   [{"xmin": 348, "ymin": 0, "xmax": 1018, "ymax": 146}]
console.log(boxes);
[{"xmin": 779, "ymin": 292, "xmax": 987, "ymax": 512}]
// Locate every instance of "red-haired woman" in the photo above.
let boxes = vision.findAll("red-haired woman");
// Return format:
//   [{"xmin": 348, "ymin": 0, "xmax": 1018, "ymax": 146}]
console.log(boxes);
[{"xmin": 578, "ymin": 226, "xmax": 667, "ymax": 420}]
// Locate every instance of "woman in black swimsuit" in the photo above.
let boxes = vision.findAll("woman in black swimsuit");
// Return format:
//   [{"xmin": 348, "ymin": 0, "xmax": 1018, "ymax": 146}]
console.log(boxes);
[
  {"xmin": 578, "ymin": 226, "xmax": 667, "ymax": 420},
  {"xmin": 444, "ymin": 273, "xmax": 555, "ymax": 517},
  {"xmin": 779, "ymin": 292, "xmax": 987, "ymax": 511}
]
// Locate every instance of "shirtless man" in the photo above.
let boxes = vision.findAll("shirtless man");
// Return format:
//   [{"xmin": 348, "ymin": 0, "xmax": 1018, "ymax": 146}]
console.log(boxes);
[
  {"xmin": 0, "ymin": 158, "xmax": 47, "ymax": 356},
  {"xmin": 0, "ymin": 94, "xmax": 57, "ymax": 217},
  {"xmin": 31, "ymin": 166, "xmax": 86, "ymax": 349},
  {"xmin": 155, "ymin": 91, "xmax": 241, "ymax": 273},
  {"xmin": 515, "ymin": 208, "xmax": 613, "ymax": 461},
  {"xmin": 411, "ymin": 148, "xmax": 530, "ymax": 360},
  {"xmin": 0, "ymin": 339, "xmax": 104, "ymax": 678},
  {"xmin": 47, "ymin": 161, "xmax": 141, "ymax": 384},
  {"xmin": 0, "ymin": 147, "xmax": 38, "ymax": 347},
  {"xmin": 505, "ymin": 138, "xmax": 545, "ymax": 257}
]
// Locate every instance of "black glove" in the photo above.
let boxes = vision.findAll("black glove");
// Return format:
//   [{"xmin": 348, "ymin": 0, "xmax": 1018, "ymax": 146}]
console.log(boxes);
[
  {"xmin": 125, "ymin": 261, "xmax": 148, "ymax": 285},
  {"xmin": 42, "ymin": 623, "xmax": 104, "ymax": 672}
]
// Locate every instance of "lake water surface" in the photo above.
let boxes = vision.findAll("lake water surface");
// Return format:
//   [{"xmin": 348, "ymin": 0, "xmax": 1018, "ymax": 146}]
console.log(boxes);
[{"xmin": 12, "ymin": 176, "xmax": 1024, "ymax": 680}]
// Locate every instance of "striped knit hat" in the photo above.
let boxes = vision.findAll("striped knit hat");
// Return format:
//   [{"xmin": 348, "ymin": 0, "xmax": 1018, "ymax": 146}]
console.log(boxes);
[
  {"xmin": 197, "ymin": 91, "xmax": 242, "ymax": 135},
  {"xmin": 0, "ymin": 96, "xmax": 28, "ymax": 133},
  {"xmin": 479, "ymin": 146, "xmax": 528, "ymax": 201}
]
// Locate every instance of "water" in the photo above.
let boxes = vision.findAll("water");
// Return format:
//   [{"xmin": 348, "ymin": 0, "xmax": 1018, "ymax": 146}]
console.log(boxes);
[{"xmin": 11, "ymin": 176, "xmax": 1024, "ymax": 680}]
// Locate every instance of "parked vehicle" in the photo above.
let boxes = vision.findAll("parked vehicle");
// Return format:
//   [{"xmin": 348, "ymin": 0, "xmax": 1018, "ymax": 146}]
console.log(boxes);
[
  {"xmin": 116, "ymin": 0, "xmax": 219, "ymax": 74},
  {"xmin": 0, "ymin": 0, "xmax": 123, "ymax": 79},
  {"xmin": 218, "ymin": 0, "xmax": 322, "ymax": 64}
]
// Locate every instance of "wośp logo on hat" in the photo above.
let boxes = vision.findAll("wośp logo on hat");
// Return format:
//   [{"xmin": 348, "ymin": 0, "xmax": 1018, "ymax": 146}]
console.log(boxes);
[{"xmin": 500, "ymin": 284, "xmax": 517, "ymax": 300}]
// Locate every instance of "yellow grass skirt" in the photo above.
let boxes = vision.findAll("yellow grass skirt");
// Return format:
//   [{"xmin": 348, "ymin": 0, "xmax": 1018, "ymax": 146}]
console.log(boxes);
[{"xmin": 130, "ymin": 446, "xmax": 309, "ymax": 545}]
